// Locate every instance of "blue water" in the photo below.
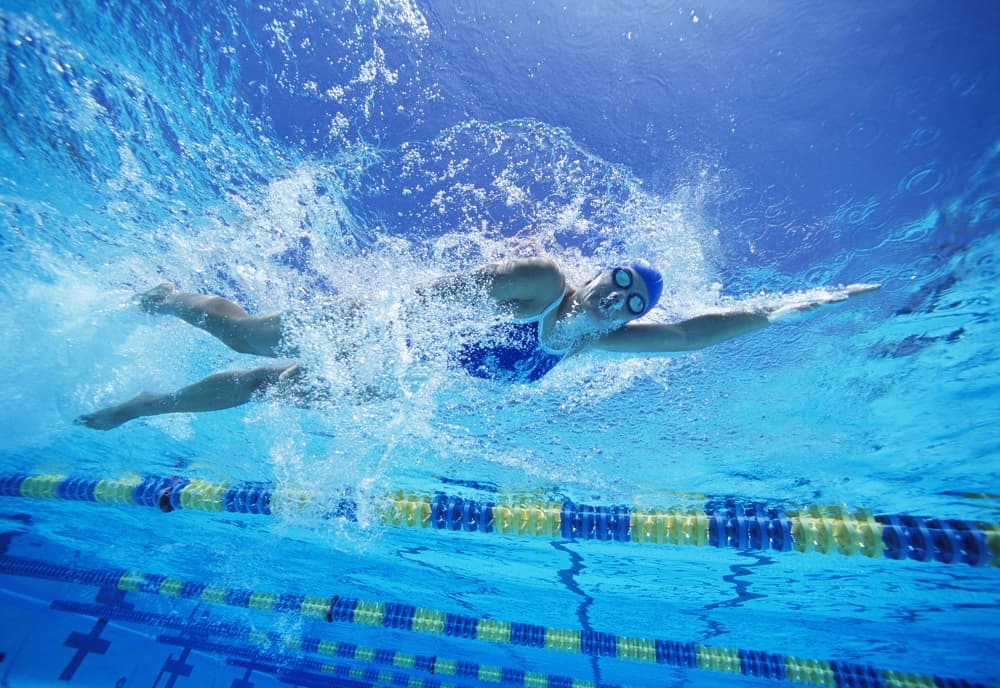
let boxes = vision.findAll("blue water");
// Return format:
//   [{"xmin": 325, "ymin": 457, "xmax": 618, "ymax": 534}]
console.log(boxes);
[{"xmin": 1, "ymin": 1, "xmax": 999, "ymax": 686}]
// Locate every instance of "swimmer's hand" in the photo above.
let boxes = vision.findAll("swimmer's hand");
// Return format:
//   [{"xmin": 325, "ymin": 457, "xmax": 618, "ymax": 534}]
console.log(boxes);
[{"xmin": 760, "ymin": 283, "xmax": 881, "ymax": 322}]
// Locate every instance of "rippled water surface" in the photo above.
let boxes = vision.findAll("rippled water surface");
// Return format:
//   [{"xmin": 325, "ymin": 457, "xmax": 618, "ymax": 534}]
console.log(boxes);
[{"xmin": 1, "ymin": 1, "xmax": 998, "ymax": 687}]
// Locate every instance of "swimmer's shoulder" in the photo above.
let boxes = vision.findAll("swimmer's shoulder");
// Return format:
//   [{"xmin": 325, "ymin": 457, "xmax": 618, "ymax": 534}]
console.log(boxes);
[{"xmin": 484, "ymin": 258, "xmax": 566, "ymax": 315}]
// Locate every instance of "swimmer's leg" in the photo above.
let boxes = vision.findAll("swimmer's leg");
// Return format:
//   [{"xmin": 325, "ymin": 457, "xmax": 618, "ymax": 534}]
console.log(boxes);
[
  {"xmin": 137, "ymin": 283, "xmax": 286, "ymax": 357},
  {"xmin": 75, "ymin": 362, "xmax": 300, "ymax": 430}
]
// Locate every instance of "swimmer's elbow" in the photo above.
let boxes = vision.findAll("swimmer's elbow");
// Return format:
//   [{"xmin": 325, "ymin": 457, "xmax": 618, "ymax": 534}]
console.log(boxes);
[{"xmin": 592, "ymin": 323, "xmax": 690, "ymax": 353}]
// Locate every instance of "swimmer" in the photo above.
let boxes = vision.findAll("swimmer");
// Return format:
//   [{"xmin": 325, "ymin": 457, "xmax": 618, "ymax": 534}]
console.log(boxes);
[{"xmin": 75, "ymin": 258, "xmax": 879, "ymax": 430}]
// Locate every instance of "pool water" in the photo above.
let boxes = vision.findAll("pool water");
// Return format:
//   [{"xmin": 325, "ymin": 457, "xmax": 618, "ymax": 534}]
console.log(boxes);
[{"xmin": 1, "ymin": 1, "xmax": 998, "ymax": 687}]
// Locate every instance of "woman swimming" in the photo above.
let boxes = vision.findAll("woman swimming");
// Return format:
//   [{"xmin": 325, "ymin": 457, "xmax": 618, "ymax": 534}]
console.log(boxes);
[{"xmin": 75, "ymin": 257, "xmax": 878, "ymax": 429}]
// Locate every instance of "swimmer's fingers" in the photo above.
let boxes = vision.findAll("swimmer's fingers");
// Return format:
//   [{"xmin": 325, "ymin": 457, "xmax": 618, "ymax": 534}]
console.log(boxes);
[
  {"xmin": 814, "ymin": 283, "xmax": 882, "ymax": 307},
  {"xmin": 841, "ymin": 282, "xmax": 881, "ymax": 298},
  {"xmin": 764, "ymin": 283, "xmax": 880, "ymax": 322}
]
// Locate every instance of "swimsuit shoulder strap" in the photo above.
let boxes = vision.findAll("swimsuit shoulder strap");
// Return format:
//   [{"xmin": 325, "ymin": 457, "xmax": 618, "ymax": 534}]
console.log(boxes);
[
  {"xmin": 535, "ymin": 290, "xmax": 571, "ymax": 355},
  {"xmin": 511, "ymin": 289, "xmax": 567, "ymax": 324},
  {"xmin": 536, "ymin": 290, "xmax": 567, "ymax": 320}
]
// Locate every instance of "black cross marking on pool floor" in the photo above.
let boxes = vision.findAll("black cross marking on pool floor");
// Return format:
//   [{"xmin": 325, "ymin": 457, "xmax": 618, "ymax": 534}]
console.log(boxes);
[
  {"xmin": 95, "ymin": 585, "xmax": 133, "ymax": 610},
  {"xmin": 59, "ymin": 585, "xmax": 135, "ymax": 681},
  {"xmin": 60, "ymin": 618, "xmax": 111, "ymax": 680},
  {"xmin": 57, "ymin": 586, "xmax": 130, "ymax": 680},
  {"xmin": 159, "ymin": 646, "xmax": 194, "ymax": 687},
  {"xmin": 230, "ymin": 664, "xmax": 255, "ymax": 688}
]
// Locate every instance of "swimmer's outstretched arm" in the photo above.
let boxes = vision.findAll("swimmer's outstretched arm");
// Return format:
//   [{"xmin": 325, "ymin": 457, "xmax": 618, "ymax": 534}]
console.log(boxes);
[
  {"xmin": 592, "ymin": 283, "xmax": 880, "ymax": 353},
  {"xmin": 75, "ymin": 363, "xmax": 299, "ymax": 430}
]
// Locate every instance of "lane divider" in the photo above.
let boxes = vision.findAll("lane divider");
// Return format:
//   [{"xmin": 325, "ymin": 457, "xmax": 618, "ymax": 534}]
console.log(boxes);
[
  {"xmin": 1, "ymin": 472, "xmax": 997, "ymax": 566},
  {"xmin": 156, "ymin": 634, "xmax": 480, "ymax": 688},
  {"xmin": 1, "ymin": 554, "xmax": 991, "ymax": 688},
  {"xmin": 51, "ymin": 600, "xmax": 622, "ymax": 688}
]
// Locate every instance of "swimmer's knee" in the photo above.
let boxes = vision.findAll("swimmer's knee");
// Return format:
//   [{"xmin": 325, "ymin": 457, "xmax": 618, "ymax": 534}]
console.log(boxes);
[
  {"xmin": 277, "ymin": 362, "xmax": 300, "ymax": 381},
  {"xmin": 261, "ymin": 363, "xmax": 299, "ymax": 386},
  {"xmin": 244, "ymin": 363, "xmax": 299, "ymax": 396}
]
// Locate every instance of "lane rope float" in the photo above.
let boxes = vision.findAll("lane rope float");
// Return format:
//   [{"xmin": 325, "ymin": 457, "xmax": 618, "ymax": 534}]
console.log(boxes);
[{"xmin": 2, "ymin": 472, "xmax": 997, "ymax": 566}]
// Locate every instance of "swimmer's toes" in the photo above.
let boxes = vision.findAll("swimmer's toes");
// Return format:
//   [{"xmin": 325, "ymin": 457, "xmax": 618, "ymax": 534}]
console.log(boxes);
[{"xmin": 135, "ymin": 282, "xmax": 176, "ymax": 313}]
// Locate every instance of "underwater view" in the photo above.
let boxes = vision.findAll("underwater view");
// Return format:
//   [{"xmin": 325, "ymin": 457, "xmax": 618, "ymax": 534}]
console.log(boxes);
[{"xmin": 1, "ymin": 1, "xmax": 998, "ymax": 686}]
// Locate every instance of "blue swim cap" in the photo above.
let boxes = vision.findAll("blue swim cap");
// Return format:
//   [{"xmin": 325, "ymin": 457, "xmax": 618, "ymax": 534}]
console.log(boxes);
[{"xmin": 623, "ymin": 259, "xmax": 663, "ymax": 315}]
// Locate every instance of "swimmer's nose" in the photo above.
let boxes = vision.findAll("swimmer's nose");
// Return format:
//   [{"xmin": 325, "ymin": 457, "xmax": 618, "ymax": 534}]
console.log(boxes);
[{"xmin": 600, "ymin": 292, "xmax": 625, "ymax": 312}]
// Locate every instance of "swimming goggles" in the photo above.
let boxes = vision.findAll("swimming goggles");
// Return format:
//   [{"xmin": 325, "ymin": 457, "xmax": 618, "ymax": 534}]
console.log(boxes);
[{"xmin": 612, "ymin": 267, "xmax": 646, "ymax": 315}]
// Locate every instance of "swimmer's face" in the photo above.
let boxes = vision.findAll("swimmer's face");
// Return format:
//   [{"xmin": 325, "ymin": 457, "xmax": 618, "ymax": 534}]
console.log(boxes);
[{"xmin": 579, "ymin": 267, "xmax": 650, "ymax": 326}]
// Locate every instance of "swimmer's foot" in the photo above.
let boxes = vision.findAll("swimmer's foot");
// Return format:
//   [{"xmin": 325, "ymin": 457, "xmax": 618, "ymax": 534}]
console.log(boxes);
[
  {"xmin": 74, "ymin": 392, "xmax": 163, "ymax": 431},
  {"xmin": 135, "ymin": 282, "xmax": 177, "ymax": 314}
]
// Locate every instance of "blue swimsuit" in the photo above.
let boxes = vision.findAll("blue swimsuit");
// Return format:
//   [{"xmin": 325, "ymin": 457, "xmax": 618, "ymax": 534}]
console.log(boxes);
[{"xmin": 456, "ymin": 296, "xmax": 569, "ymax": 383}]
